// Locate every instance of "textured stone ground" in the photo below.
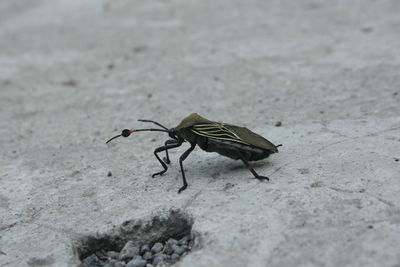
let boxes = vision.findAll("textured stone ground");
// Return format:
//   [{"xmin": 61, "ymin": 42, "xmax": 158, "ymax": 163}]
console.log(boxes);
[{"xmin": 1, "ymin": 0, "xmax": 400, "ymax": 266}]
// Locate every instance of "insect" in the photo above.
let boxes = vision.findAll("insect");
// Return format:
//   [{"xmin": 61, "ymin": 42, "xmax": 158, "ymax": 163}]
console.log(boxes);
[{"xmin": 106, "ymin": 113, "xmax": 281, "ymax": 193}]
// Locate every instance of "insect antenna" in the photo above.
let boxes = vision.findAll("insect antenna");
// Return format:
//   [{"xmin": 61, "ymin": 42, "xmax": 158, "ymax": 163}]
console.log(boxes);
[
  {"xmin": 106, "ymin": 134, "xmax": 122, "ymax": 144},
  {"xmin": 138, "ymin": 119, "xmax": 169, "ymax": 130},
  {"xmin": 106, "ymin": 128, "xmax": 169, "ymax": 144}
]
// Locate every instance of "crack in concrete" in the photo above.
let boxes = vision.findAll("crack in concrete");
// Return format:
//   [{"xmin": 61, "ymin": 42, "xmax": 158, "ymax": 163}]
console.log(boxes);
[
  {"xmin": 365, "ymin": 192, "xmax": 396, "ymax": 208},
  {"xmin": 328, "ymin": 187, "xmax": 398, "ymax": 209},
  {"xmin": 329, "ymin": 187, "xmax": 365, "ymax": 194},
  {"xmin": 0, "ymin": 222, "xmax": 17, "ymax": 232}
]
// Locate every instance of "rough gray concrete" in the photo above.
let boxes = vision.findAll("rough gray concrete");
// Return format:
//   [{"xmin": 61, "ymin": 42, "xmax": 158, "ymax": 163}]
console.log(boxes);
[{"xmin": 1, "ymin": 0, "xmax": 400, "ymax": 266}]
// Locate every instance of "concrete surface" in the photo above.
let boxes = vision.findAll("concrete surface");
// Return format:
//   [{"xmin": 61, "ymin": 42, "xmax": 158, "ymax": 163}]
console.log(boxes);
[{"xmin": 1, "ymin": 0, "xmax": 400, "ymax": 266}]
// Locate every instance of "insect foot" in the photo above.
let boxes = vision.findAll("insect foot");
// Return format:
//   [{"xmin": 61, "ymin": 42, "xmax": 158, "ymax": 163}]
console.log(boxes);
[
  {"xmin": 74, "ymin": 210, "xmax": 200, "ymax": 267},
  {"xmin": 255, "ymin": 175, "xmax": 270, "ymax": 181},
  {"xmin": 152, "ymin": 171, "xmax": 166, "ymax": 178},
  {"xmin": 178, "ymin": 184, "xmax": 187, "ymax": 194}
]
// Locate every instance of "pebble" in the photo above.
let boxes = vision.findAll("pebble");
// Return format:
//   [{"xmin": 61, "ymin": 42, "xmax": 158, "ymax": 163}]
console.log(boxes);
[
  {"xmin": 151, "ymin": 242, "xmax": 163, "ymax": 253},
  {"xmin": 152, "ymin": 255, "xmax": 166, "ymax": 266},
  {"xmin": 146, "ymin": 264, "xmax": 154, "ymax": 267},
  {"xmin": 107, "ymin": 171, "xmax": 113, "ymax": 177},
  {"xmin": 163, "ymin": 242, "xmax": 174, "ymax": 255},
  {"xmin": 106, "ymin": 259, "xmax": 118, "ymax": 265},
  {"xmin": 114, "ymin": 262, "xmax": 125, "ymax": 267},
  {"xmin": 143, "ymin": 251, "xmax": 153, "ymax": 262},
  {"xmin": 126, "ymin": 258, "xmax": 147, "ymax": 267},
  {"xmin": 167, "ymin": 238, "xmax": 178, "ymax": 245},
  {"xmin": 82, "ymin": 254, "xmax": 98, "ymax": 266},
  {"xmin": 95, "ymin": 250, "xmax": 108, "ymax": 260},
  {"xmin": 119, "ymin": 241, "xmax": 140, "ymax": 261},
  {"xmin": 173, "ymin": 246, "xmax": 187, "ymax": 256},
  {"xmin": 154, "ymin": 260, "xmax": 165, "ymax": 267},
  {"xmin": 107, "ymin": 251, "xmax": 120, "ymax": 259},
  {"xmin": 178, "ymin": 235, "xmax": 190, "ymax": 245},
  {"xmin": 171, "ymin": 254, "xmax": 180, "ymax": 263},
  {"xmin": 163, "ymin": 255, "xmax": 174, "ymax": 265},
  {"xmin": 140, "ymin": 244, "xmax": 150, "ymax": 255}
]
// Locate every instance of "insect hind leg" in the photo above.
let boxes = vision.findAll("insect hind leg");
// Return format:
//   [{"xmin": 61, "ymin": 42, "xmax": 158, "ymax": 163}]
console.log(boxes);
[
  {"xmin": 217, "ymin": 145, "xmax": 269, "ymax": 181},
  {"xmin": 238, "ymin": 152, "xmax": 270, "ymax": 181}
]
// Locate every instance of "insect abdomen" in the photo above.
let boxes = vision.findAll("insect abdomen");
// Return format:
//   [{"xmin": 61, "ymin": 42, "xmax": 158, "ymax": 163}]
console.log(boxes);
[{"xmin": 204, "ymin": 139, "xmax": 272, "ymax": 161}]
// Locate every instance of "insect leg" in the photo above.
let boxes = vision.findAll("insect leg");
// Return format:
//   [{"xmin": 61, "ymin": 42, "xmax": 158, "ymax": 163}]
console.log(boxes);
[
  {"xmin": 178, "ymin": 143, "xmax": 196, "ymax": 193},
  {"xmin": 152, "ymin": 141, "xmax": 182, "ymax": 177},
  {"xmin": 163, "ymin": 139, "xmax": 179, "ymax": 164},
  {"xmin": 235, "ymin": 150, "xmax": 269, "ymax": 181}
]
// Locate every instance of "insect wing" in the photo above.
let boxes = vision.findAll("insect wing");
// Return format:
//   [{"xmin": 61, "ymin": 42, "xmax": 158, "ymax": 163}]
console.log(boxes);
[
  {"xmin": 191, "ymin": 123, "xmax": 251, "ymax": 145},
  {"xmin": 224, "ymin": 124, "xmax": 278, "ymax": 152}
]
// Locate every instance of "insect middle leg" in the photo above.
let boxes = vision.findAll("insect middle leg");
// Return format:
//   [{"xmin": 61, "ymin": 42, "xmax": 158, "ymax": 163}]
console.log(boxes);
[
  {"xmin": 178, "ymin": 143, "xmax": 196, "ymax": 193},
  {"xmin": 152, "ymin": 141, "xmax": 182, "ymax": 177}
]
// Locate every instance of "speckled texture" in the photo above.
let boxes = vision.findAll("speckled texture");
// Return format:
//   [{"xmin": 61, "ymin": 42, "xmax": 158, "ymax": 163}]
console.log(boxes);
[{"xmin": 1, "ymin": 0, "xmax": 400, "ymax": 266}]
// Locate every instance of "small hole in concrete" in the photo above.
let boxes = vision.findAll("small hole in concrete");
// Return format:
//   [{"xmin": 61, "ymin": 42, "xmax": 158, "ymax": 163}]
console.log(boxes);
[{"xmin": 74, "ymin": 210, "xmax": 197, "ymax": 267}]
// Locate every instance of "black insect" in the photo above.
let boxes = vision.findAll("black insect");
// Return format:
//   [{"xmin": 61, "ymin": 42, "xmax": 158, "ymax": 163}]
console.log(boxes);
[{"xmin": 106, "ymin": 113, "xmax": 281, "ymax": 193}]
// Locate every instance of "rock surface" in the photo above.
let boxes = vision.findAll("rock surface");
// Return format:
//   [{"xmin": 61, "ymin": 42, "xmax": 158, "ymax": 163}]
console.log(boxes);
[
  {"xmin": 119, "ymin": 241, "xmax": 140, "ymax": 261},
  {"xmin": 1, "ymin": 0, "xmax": 400, "ymax": 267}
]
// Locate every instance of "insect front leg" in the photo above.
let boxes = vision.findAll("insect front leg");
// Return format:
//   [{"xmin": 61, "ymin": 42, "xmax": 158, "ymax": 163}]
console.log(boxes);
[
  {"xmin": 178, "ymin": 143, "xmax": 196, "ymax": 194},
  {"xmin": 152, "ymin": 141, "xmax": 183, "ymax": 177},
  {"xmin": 163, "ymin": 139, "xmax": 179, "ymax": 164}
]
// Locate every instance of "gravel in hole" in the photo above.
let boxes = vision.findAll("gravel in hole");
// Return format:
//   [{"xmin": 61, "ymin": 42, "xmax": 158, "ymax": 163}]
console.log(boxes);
[{"xmin": 74, "ymin": 210, "xmax": 197, "ymax": 267}]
